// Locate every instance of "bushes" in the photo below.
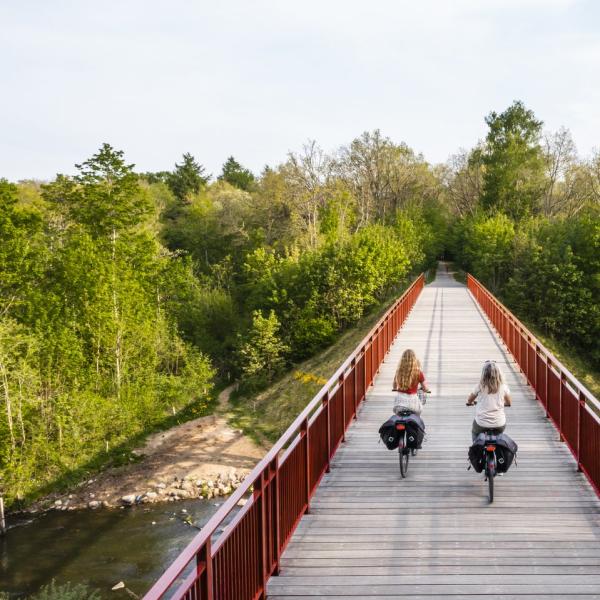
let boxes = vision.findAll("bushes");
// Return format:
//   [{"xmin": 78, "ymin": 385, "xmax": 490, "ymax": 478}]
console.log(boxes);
[
  {"xmin": 234, "ymin": 219, "xmax": 431, "ymax": 373},
  {"xmin": 454, "ymin": 208, "xmax": 599, "ymax": 364}
]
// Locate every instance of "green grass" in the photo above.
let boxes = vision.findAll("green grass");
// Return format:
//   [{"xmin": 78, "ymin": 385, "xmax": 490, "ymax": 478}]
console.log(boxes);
[
  {"xmin": 516, "ymin": 322, "xmax": 600, "ymax": 401},
  {"xmin": 229, "ymin": 291, "xmax": 411, "ymax": 446}
]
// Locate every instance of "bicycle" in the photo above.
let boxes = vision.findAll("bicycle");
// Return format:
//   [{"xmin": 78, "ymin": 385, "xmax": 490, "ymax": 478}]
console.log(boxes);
[
  {"xmin": 466, "ymin": 398, "xmax": 509, "ymax": 503},
  {"xmin": 395, "ymin": 389, "xmax": 430, "ymax": 477},
  {"xmin": 480, "ymin": 430, "xmax": 502, "ymax": 503},
  {"xmin": 395, "ymin": 410, "xmax": 413, "ymax": 478}
]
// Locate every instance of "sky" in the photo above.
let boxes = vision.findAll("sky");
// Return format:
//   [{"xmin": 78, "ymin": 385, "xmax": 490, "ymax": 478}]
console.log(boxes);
[{"xmin": 1, "ymin": 0, "xmax": 599, "ymax": 181}]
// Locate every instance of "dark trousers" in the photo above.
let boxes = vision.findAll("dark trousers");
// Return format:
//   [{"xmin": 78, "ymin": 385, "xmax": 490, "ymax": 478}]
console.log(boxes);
[{"xmin": 472, "ymin": 419, "xmax": 505, "ymax": 442}]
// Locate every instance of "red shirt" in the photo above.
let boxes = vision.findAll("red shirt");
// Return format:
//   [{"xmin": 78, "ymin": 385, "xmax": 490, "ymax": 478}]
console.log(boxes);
[{"xmin": 394, "ymin": 371, "xmax": 425, "ymax": 394}]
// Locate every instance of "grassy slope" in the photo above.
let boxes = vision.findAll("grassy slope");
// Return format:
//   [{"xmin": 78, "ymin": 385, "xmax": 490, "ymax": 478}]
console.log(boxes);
[
  {"xmin": 229, "ymin": 292, "xmax": 410, "ymax": 445},
  {"xmin": 450, "ymin": 264, "xmax": 599, "ymax": 400}
]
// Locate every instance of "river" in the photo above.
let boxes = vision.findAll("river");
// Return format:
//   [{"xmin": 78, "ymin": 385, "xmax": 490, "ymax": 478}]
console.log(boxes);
[{"xmin": 1, "ymin": 498, "xmax": 224, "ymax": 598}]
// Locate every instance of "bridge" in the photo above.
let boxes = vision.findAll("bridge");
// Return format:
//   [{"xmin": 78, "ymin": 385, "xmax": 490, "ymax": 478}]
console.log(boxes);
[{"xmin": 145, "ymin": 264, "xmax": 600, "ymax": 600}]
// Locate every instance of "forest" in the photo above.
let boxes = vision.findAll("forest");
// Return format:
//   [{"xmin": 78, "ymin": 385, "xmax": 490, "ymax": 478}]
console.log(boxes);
[{"xmin": 0, "ymin": 100, "xmax": 598, "ymax": 507}]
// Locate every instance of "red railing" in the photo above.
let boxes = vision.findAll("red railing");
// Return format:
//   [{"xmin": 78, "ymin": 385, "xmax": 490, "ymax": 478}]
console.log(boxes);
[
  {"xmin": 467, "ymin": 274, "xmax": 600, "ymax": 497},
  {"xmin": 144, "ymin": 274, "xmax": 425, "ymax": 600}
]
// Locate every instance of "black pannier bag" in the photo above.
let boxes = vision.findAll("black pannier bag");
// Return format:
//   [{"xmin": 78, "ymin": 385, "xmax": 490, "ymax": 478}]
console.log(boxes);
[
  {"xmin": 379, "ymin": 414, "xmax": 425, "ymax": 450},
  {"xmin": 468, "ymin": 432, "xmax": 518, "ymax": 473},
  {"xmin": 495, "ymin": 433, "xmax": 518, "ymax": 473},
  {"xmin": 379, "ymin": 415, "xmax": 402, "ymax": 450},
  {"xmin": 404, "ymin": 414, "xmax": 425, "ymax": 449},
  {"xmin": 468, "ymin": 433, "xmax": 486, "ymax": 472}
]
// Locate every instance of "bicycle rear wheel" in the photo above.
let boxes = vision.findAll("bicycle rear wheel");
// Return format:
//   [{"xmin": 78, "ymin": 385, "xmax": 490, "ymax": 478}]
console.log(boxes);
[
  {"xmin": 399, "ymin": 448, "xmax": 409, "ymax": 478},
  {"xmin": 486, "ymin": 463, "xmax": 495, "ymax": 503}
]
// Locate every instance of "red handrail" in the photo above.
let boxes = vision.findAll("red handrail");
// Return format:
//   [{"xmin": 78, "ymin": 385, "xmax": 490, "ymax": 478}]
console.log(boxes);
[
  {"xmin": 467, "ymin": 274, "xmax": 600, "ymax": 497},
  {"xmin": 143, "ymin": 273, "xmax": 425, "ymax": 600}
]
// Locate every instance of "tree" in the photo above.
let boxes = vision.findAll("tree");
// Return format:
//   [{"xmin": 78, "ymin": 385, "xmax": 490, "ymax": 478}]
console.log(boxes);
[
  {"xmin": 167, "ymin": 153, "xmax": 210, "ymax": 201},
  {"xmin": 461, "ymin": 213, "xmax": 516, "ymax": 292},
  {"xmin": 219, "ymin": 156, "xmax": 255, "ymax": 191},
  {"xmin": 237, "ymin": 310, "xmax": 289, "ymax": 388},
  {"xmin": 337, "ymin": 130, "xmax": 440, "ymax": 226},
  {"xmin": 481, "ymin": 101, "xmax": 546, "ymax": 220},
  {"xmin": 443, "ymin": 147, "xmax": 484, "ymax": 217},
  {"xmin": 42, "ymin": 143, "xmax": 150, "ymax": 241}
]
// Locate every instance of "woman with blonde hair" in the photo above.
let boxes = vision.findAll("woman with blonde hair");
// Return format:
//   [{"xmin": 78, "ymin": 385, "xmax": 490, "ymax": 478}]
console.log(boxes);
[
  {"xmin": 392, "ymin": 349, "xmax": 430, "ymax": 415},
  {"xmin": 466, "ymin": 360, "xmax": 512, "ymax": 441}
]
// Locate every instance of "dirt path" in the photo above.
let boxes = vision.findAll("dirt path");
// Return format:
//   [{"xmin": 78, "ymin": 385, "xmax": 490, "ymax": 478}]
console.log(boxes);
[{"xmin": 31, "ymin": 386, "xmax": 267, "ymax": 511}]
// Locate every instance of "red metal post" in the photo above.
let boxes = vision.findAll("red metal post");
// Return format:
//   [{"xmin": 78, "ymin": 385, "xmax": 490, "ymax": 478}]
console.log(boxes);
[
  {"xmin": 198, "ymin": 540, "xmax": 213, "ymax": 600},
  {"xmin": 272, "ymin": 456, "xmax": 281, "ymax": 576},
  {"xmin": 323, "ymin": 392, "xmax": 331, "ymax": 472},
  {"xmin": 559, "ymin": 371, "xmax": 565, "ymax": 441},
  {"xmin": 340, "ymin": 373, "xmax": 346, "ymax": 442},
  {"xmin": 254, "ymin": 469, "xmax": 268, "ymax": 599},
  {"xmin": 352, "ymin": 358, "xmax": 357, "ymax": 419},
  {"xmin": 577, "ymin": 390, "xmax": 585, "ymax": 472},
  {"xmin": 301, "ymin": 418, "xmax": 310, "ymax": 514},
  {"xmin": 545, "ymin": 358, "xmax": 550, "ymax": 418}
]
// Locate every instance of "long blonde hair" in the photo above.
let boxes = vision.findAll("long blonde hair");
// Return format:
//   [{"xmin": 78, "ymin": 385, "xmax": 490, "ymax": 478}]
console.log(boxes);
[
  {"xmin": 480, "ymin": 360, "xmax": 503, "ymax": 394},
  {"xmin": 393, "ymin": 349, "xmax": 421, "ymax": 391}
]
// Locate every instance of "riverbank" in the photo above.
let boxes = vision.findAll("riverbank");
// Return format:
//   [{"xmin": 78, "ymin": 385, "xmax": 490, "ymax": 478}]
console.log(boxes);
[{"xmin": 21, "ymin": 386, "xmax": 266, "ymax": 515}]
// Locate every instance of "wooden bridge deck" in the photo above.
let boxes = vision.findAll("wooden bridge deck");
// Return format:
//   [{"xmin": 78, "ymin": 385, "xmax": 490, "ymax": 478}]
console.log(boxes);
[{"xmin": 268, "ymin": 267, "xmax": 600, "ymax": 599}]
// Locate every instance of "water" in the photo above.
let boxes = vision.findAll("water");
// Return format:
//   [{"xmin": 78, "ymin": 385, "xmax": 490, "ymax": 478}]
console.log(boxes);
[{"xmin": 0, "ymin": 498, "xmax": 224, "ymax": 598}]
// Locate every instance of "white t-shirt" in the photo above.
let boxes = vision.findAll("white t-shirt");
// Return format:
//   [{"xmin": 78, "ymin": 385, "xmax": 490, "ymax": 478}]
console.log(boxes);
[{"xmin": 473, "ymin": 382, "xmax": 510, "ymax": 428}]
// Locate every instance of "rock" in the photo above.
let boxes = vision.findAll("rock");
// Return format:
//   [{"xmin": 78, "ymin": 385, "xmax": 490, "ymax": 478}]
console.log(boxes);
[
  {"xmin": 207, "ymin": 480, "xmax": 215, "ymax": 489},
  {"xmin": 195, "ymin": 480, "xmax": 204, "ymax": 487},
  {"xmin": 121, "ymin": 494, "xmax": 136, "ymax": 506},
  {"xmin": 151, "ymin": 521, "xmax": 157, "ymax": 525},
  {"xmin": 89, "ymin": 493, "xmax": 95, "ymax": 498},
  {"xmin": 180, "ymin": 481, "xmax": 195, "ymax": 493},
  {"xmin": 237, "ymin": 498, "xmax": 247, "ymax": 507},
  {"xmin": 54, "ymin": 499, "xmax": 62, "ymax": 507},
  {"xmin": 156, "ymin": 482, "xmax": 166, "ymax": 489},
  {"xmin": 88, "ymin": 500, "xmax": 100, "ymax": 509},
  {"xmin": 145, "ymin": 492, "xmax": 158, "ymax": 501},
  {"xmin": 101, "ymin": 501, "xmax": 111, "ymax": 508}
]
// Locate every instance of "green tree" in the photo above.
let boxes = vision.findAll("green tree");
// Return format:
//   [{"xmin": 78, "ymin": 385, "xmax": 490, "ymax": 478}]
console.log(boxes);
[
  {"xmin": 237, "ymin": 310, "xmax": 289, "ymax": 389},
  {"xmin": 42, "ymin": 143, "xmax": 150, "ymax": 241},
  {"xmin": 167, "ymin": 152, "xmax": 210, "ymax": 201},
  {"xmin": 461, "ymin": 213, "xmax": 516, "ymax": 292},
  {"xmin": 481, "ymin": 101, "xmax": 546, "ymax": 220},
  {"xmin": 219, "ymin": 156, "xmax": 255, "ymax": 191}
]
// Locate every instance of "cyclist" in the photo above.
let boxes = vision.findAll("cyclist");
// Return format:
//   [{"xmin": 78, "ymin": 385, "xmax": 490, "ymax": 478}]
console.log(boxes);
[
  {"xmin": 466, "ymin": 360, "xmax": 512, "ymax": 441},
  {"xmin": 392, "ymin": 349, "xmax": 430, "ymax": 416}
]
